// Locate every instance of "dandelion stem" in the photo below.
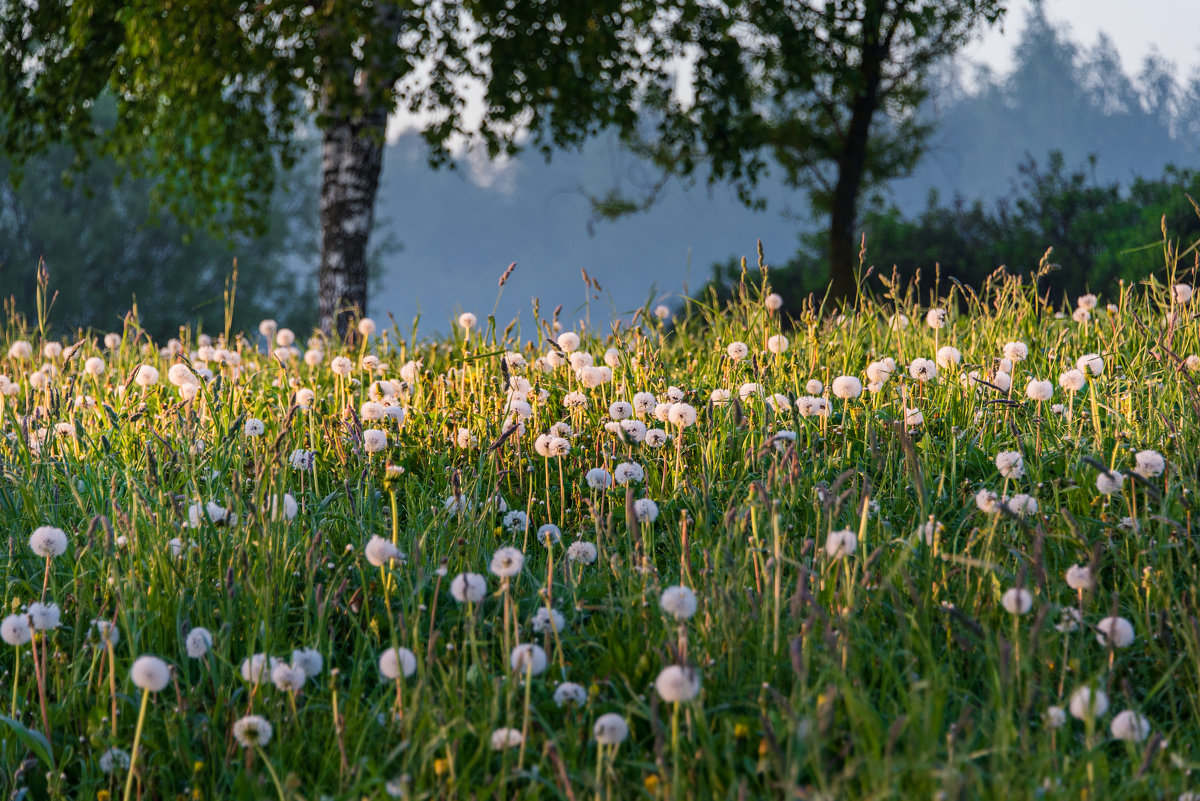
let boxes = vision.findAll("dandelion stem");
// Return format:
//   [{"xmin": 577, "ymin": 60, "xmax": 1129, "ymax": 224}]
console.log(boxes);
[
  {"xmin": 122, "ymin": 688, "xmax": 151, "ymax": 801},
  {"xmin": 9, "ymin": 645, "xmax": 19, "ymax": 719},
  {"xmin": 255, "ymin": 744, "xmax": 288, "ymax": 801}
]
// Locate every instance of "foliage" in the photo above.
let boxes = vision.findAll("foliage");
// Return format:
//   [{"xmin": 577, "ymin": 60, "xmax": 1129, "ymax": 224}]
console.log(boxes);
[
  {"xmin": 0, "ymin": 101, "xmax": 317, "ymax": 340},
  {"xmin": 0, "ymin": 260, "xmax": 1199, "ymax": 797},
  {"xmin": 736, "ymin": 152, "xmax": 1200, "ymax": 312}
]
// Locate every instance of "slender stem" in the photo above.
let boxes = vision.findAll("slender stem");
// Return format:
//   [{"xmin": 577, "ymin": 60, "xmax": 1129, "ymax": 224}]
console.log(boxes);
[
  {"xmin": 9, "ymin": 645, "xmax": 19, "ymax": 718},
  {"xmin": 255, "ymin": 744, "xmax": 288, "ymax": 801},
  {"xmin": 518, "ymin": 659, "xmax": 533, "ymax": 770},
  {"xmin": 122, "ymin": 689, "xmax": 151, "ymax": 801}
]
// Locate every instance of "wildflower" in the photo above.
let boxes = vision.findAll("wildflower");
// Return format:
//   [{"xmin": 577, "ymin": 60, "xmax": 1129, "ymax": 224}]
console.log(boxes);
[
  {"xmin": 584, "ymin": 467, "xmax": 613, "ymax": 490},
  {"xmin": 1069, "ymin": 686, "xmax": 1109, "ymax": 720},
  {"xmin": 28, "ymin": 602, "xmax": 61, "ymax": 631},
  {"xmin": 289, "ymin": 449, "xmax": 315, "ymax": 470},
  {"xmin": 1095, "ymin": 470, "xmax": 1123, "ymax": 496},
  {"xmin": 91, "ymin": 619, "xmax": 119, "ymax": 646},
  {"xmin": 594, "ymin": 713, "xmax": 630, "ymax": 745},
  {"xmin": 1007, "ymin": 493, "xmax": 1039, "ymax": 516},
  {"xmin": 399, "ymin": 360, "xmax": 421, "ymax": 383},
  {"xmin": 633, "ymin": 498, "xmax": 659, "ymax": 523},
  {"xmin": 926, "ymin": 308, "xmax": 947, "ymax": 329},
  {"xmin": 825, "ymin": 529, "xmax": 857, "ymax": 559},
  {"xmin": 458, "ymin": 312, "xmax": 477, "ymax": 330},
  {"xmin": 738, "ymin": 382, "xmax": 762, "ymax": 400},
  {"xmin": 1, "ymin": 614, "xmax": 32, "ymax": 646},
  {"xmin": 974, "ymin": 489, "xmax": 1001, "ymax": 514},
  {"xmin": 633, "ymin": 392, "xmax": 657, "ymax": 415},
  {"xmin": 908, "ymin": 358, "xmax": 937, "ymax": 382},
  {"xmin": 1058, "ymin": 369, "xmax": 1086, "ymax": 392},
  {"xmin": 764, "ymin": 293, "xmax": 784, "ymax": 311},
  {"xmin": 991, "ymin": 371, "xmax": 1012, "ymax": 392},
  {"xmin": 29, "ymin": 525, "xmax": 68, "ymax": 558},
  {"xmin": 357, "ymin": 318, "xmax": 376, "ymax": 337},
  {"xmin": 566, "ymin": 541, "xmax": 597, "ymax": 565},
  {"xmin": 133, "ymin": 364, "xmax": 159, "ymax": 387},
  {"xmin": 655, "ymin": 665, "xmax": 701, "ymax": 702},
  {"xmin": 537, "ymin": 524, "xmax": 562, "ymax": 547},
  {"xmin": 502, "ymin": 510, "xmax": 528, "ymax": 534},
  {"xmin": 645, "ymin": 428, "xmax": 669, "ymax": 447},
  {"xmin": 379, "ymin": 647, "xmax": 417, "ymax": 679},
  {"xmin": 1132, "ymin": 450, "xmax": 1165, "ymax": 478},
  {"xmin": 360, "ymin": 401, "xmax": 385, "ymax": 422},
  {"xmin": 7, "ymin": 340, "xmax": 33, "ymax": 360},
  {"xmin": 363, "ymin": 429, "xmax": 388, "ymax": 454},
  {"xmin": 450, "ymin": 572, "xmax": 487, "ymax": 603},
  {"xmin": 865, "ymin": 360, "xmax": 894, "ymax": 383},
  {"xmin": 1110, "ymin": 710, "xmax": 1151, "ymax": 742},
  {"xmin": 1076, "ymin": 353, "xmax": 1104, "ymax": 376},
  {"xmin": 914, "ymin": 518, "xmax": 943, "ymax": 546},
  {"xmin": 1173, "ymin": 284, "xmax": 1193, "ymax": 304},
  {"xmin": 510, "ymin": 643, "xmax": 548, "ymax": 675},
  {"xmin": 799, "ymin": 396, "xmax": 830, "ymax": 418},
  {"xmin": 563, "ymin": 391, "xmax": 588, "ymax": 409},
  {"xmin": 1055, "ymin": 607, "xmax": 1082, "ymax": 633},
  {"xmin": 889, "ymin": 314, "xmax": 909, "ymax": 330},
  {"xmin": 1044, "ymin": 707, "xmax": 1067, "ymax": 728},
  {"xmin": 330, "ymin": 356, "xmax": 353, "ymax": 377},
  {"xmin": 766, "ymin": 334, "xmax": 789, "ymax": 354},
  {"xmin": 556, "ymin": 332, "xmax": 581, "ymax": 353},
  {"xmin": 232, "ymin": 715, "xmax": 273, "ymax": 748},
  {"xmin": 726, "ymin": 342, "xmax": 749, "ymax": 361},
  {"xmin": 294, "ymin": 388, "xmax": 316, "ymax": 408},
  {"xmin": 603, "ymin": 348, "xmax": 622, "ymax": 368},
  {"xmin": 1077, "ymin": 294, "xmax": 1098, "ymax": 310},
  {"xmin": 1072, "ymin": 306, "xmax": 1091, "ymax": 323},
  {"xmin": 609, "ymin": 401, "xmax": 633, "ymax": 421},
  {"xmin": 291, "ymin": 648, "xmax": 323, "ymax": 678},
  {"xmin": 995, "ymin": 451, "xmax": 1025, "ymax": 479},
  {"xmin": 1003, "ymin": 342, "xmax": 1028, "ymax": 362},
  {"xmin": 271, "ymin": 493, "xmax": 298, "ymax": 521},
  {"xmin": 271, "ymin": 662, "xmax": 307, "ymax": 692},
  {"xmin": 1001, "ymin": 588, "xmax": 1033, "ymax": 615},
  {"xmin": 903, "ymin": 407, "xmax": 923, "ymax": 427},
  {"xmin": 804, "ymin": 379, "xmax": 823, "ymax": 394},
  {"xmin": 130, "ymin": 655, "xmax": 171, "ymax": 692},
  {"xmin": 99, "ymin": 747, "xmax": 131, "ymax": 774},
  {"xmin": 520, "ymin": 599, "xmax": 565, "ymax": 634},
  {"xmin": 1025, "ymin": 379, "xmax": 1053, "ymax": 402},
  {"xmin": 304, "ymin": 349, "xmax": 324, "ymax": 367},
  {"xmin": 667, "ymin": 403, "xmax": 697, "ymax": 428},
  {"xmin": 1095, "ymin": 616, "xmax": 1135, "ymax": 648},
  {"xmin": 619, "ymin": 419, "xmax": 648, "ymax": 443},
  {"xmin": 84, "ymin": 356, "xmax": 106, "ymax": 376},
  {"xmin": 659, "ymin": 586, "xmax": 698, "ymax": 620},
  {"xmin": 490, "ymin": 728, "xmax": 524, "ymax": 750},
  {"xmin": 185, "ymin": 627, "xmax": 213, "ymax": 658},
  {"xmin": 1065, "ymin": 564, "xmax": 1095, "ymax": 591},
  {"xmin": 553, "ymin": 682, "xmax": 587, "ymax": 706},
  {"xmin": 831, "ymin": 376, "xmax": 862, "ymax": 400},
  {"xmin": 365, "ymin": 536, "xmax": 403, "ymax": 567},
  {"xmin": 614, "ymin": 462, "xmax": 645, "ymax": 485},
  {"xmin": 936, "ymin": 346, "xmax": 961, "ymax": 369},
  {"xmin": 490, "ymin": 547, "xmax": 525, "ymax": 578},
  {"xmin": 244, "ymin": 418, "xmax": 265, "ymax": 437}
]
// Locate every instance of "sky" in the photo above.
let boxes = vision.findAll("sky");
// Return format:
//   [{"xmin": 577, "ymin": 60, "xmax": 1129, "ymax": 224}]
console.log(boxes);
[
  {"xmin": 371, "ymin": 0, "xmax": 1200, "ymax": 335},
  {"xmin": 965, "ymin": 0, "xmax": 1200, "ymax": 78}
]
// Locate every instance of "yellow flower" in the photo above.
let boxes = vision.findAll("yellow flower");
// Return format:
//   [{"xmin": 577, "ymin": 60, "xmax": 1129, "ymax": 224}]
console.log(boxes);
[
  {"xmin": 734, "ymin": 722, "xmax": 750, "ymax": 739},
  {"xmin": 434, "ymin": 758, "xmax": 449, "ymax": 777},
  {"xmin": 97, "ymin": 791, "xmax": 111, "ymax": 801},
  {"xmin": 643, "ymin": 774, "xmax": 660, "ymax": 793}
]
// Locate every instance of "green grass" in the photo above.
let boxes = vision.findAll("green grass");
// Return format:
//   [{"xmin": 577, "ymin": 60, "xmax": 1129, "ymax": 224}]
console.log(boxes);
[{"xmin": 1, "ymin": 261, "xmax": 1199, "ymax": 801}]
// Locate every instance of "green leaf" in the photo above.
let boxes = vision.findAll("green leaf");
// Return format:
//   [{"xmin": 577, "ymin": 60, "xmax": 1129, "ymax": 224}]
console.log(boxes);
[{"xmin": 0, "ymin": 714, "xmax": 54, "ymax": 768}]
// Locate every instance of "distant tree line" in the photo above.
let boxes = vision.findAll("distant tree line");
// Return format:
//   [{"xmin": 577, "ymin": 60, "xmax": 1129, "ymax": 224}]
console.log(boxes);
[
  {"xmin": 0, "ymin": 100, "xmax": 319, "ymax": 340},
  {"xmin": 704, "ymin": 152, "xmax": 1200, "ymax": 316},
  {"xmin": 702, "ymin": 5, "xmax": 1200, "ymax": 316}
]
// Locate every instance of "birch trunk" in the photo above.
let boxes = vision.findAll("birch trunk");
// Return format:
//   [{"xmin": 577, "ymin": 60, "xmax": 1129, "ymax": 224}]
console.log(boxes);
[{"xmin": 318, "ymin": 110, "xmax": 387, "ymax": 337}]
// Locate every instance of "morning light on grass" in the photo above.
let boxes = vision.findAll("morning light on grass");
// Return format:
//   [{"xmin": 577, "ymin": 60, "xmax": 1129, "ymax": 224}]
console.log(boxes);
[{"xmin": 2, "ymin": 248, "xmax": 1200, "ymax": 800}]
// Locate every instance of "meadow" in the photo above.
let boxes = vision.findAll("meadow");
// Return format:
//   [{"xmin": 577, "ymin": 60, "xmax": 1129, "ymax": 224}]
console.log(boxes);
[{"xmin": 1, "ymin": 255, "xmax": 1199, "ymax": 801}]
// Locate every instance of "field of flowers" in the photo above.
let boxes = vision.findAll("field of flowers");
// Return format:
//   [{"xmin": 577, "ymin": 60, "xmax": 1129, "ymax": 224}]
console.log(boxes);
[{"xmin": 1, "ymin": 260, "xmax": 1199, "ymax": 800}]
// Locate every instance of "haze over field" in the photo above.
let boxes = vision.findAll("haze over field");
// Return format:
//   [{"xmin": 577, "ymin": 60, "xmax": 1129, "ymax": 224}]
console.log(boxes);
[{"xmin": 371, "ymin": 0, "xmax": 1200, "ymax": 333}]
